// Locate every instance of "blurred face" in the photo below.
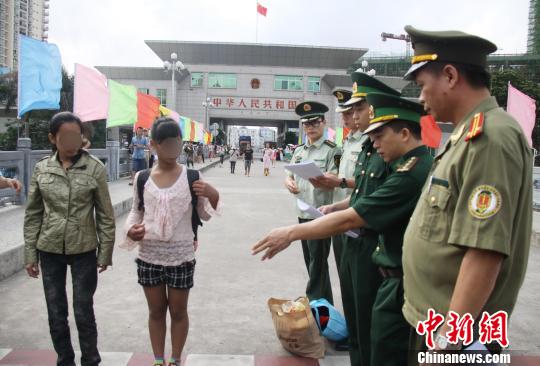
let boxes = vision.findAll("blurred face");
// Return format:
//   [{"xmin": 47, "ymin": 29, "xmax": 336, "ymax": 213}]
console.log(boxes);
[
  {"xmin": 368, "ymin": 125, "xmax": 404, "ymax": 163},
  {"xmin": 341, "ymin": 109, "xmax": 355, "ymax": 130},
  {"xmin": 151, "ymin": 137, "xmax": 183, "ymax": 162},
  {"xmin": 136, "ymin": 128, "xmax": 143, "ymax": 137},
  {"xmin": 49, "ymin": 122, "xmax": 83, "ymax": 158},
  {"xmin": 302, "ymin": 117, "xmax": 325, "ymax": 142},
  {"xmin": 415, "ymin": 67, "xmax": 453, "ymax": 122},
  {"xmin": 352, "ymin": 101, "xmax": 370, "ymax": 132}
]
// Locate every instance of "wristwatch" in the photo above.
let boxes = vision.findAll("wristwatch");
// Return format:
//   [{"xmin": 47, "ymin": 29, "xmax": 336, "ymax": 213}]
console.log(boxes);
[
  {"xmin": 339, "ymin": 178, "xmax": 348, "ymax": 189},
  {"xmin": 435, "ymin": 333, "xmax": 462, "ymax": 351}
]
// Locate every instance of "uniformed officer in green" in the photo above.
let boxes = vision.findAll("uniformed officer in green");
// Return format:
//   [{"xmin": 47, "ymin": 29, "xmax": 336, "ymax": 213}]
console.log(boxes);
[
  {"xmin": 314, "ymin": 72, "xmax": 401, "ymax": 366},
  {"xmin": 400, "ymin": 26, "xmax": 532, "ymax": 364},
  {"xmin": 360, "ymin": 92, "xmax": 433, "ymax": 366},
  {"xmin": 284, "ymin": 101, "xmax": 338, "ymax": 304}
]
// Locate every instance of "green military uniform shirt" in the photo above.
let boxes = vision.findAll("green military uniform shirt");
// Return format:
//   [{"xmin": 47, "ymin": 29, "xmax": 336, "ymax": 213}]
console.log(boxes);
[
  {"xmin": 402, "ymin": 97, "xmax": 533, "ymax": 327},
  {"xmin": 348, "ymin": 146, "xmax": 433, "ymax": 268},
  {"xmin": 288, "ymin": 135, "xmax": 338, "ymax": 219},
  {"xmin": 333, "ymin": 130, "xmax": 366, "ymax": 204}
]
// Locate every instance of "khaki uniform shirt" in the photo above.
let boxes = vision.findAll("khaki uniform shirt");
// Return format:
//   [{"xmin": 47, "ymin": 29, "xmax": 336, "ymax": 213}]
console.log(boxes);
[
  {"xmin": 288, "ymin": 135, "xmax": 338, "ymax": 219},
  {"xmin": 402, "ymin": 97, "xmax": 533, "ymax": 327},
  {"xmin": 333, "ymin": 130, "xmax": 366, "ymax": 203}
]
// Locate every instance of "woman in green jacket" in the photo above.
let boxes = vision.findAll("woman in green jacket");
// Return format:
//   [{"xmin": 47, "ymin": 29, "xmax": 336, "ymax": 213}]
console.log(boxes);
[{"xmin": 23, "ymin": 112, "xmax": 115, "ymax": 366}]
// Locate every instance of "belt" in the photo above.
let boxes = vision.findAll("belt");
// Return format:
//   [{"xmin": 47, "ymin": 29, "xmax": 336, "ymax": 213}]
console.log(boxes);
[
  {"xmin": 378, "ymin": 267, "xmax": 403, "ymax": 279},
  {"xmin": 358, "ymin": 228, "xmax": 377, "ymax": 237}
]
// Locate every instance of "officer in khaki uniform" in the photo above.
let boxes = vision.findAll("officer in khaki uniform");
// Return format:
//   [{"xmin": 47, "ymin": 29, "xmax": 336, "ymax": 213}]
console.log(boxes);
[
  {"xmin": 285, "ymin": 101, "xmax": 338, "ymax": 303},
  {"xmin": 253, "ymin": 93, "xmax": 433, "ymax": 366},
  {"xmin": 329, "ymin": 89, "xmax": 358, "ymax": 273},
  {"xmin": 400, "ymin": 26, "xmax": 533, "ymax": 364}
]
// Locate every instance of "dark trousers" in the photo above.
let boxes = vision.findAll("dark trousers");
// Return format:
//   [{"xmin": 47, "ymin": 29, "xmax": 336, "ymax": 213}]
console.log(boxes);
[
  {"xmin": 371, "ymin": 277, "xmax": 409, "ymax": 366},
  {"xmin": 298, "ymin": 218, "xmax": 333, "ymax": 304},
  {"xmin": 149, "ymin": 154, "xmax": 155, "ymax": 169},
  {"xmin": 39, "ymin": 250, "xmax": 100, "ymax": 366},
  {"xmin": 187, "ymin": 158, "xmax": 194, "ymax": 168},
  {"xmin": 230, "ymin": 161, "xmax": 236, "ymax": 173},
  {"xmin": 340, "ymin": 236, "xmax": 381, "ymax": 366}
]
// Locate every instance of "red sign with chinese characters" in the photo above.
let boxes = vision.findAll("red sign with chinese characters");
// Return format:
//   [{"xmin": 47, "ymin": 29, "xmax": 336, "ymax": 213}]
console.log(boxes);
[{"xmin": 210, "ymin": 97, "xmax": 300, "ymax": 112}]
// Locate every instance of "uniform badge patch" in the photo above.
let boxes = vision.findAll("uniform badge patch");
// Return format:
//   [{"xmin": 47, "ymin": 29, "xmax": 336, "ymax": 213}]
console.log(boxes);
[
  {"xmin": 468, "ymin": 185, "xmax": 501, "ymax": 219},
  {"xmin": 336, "ymin": 91, "xmax": 344, "ymax": 101},
  {"xmin": 303, "ymin": 103, "xmax": 311, "ymax": 112},
  {"xmin": 352, "ymin": 82, "xmax": 358, "ymax": 94}
]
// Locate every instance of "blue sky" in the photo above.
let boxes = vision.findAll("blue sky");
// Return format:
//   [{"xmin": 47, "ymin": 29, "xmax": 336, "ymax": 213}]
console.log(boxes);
[{"xmin": 48, "ymin": 0, "xmax": 532, "ymax": 73}]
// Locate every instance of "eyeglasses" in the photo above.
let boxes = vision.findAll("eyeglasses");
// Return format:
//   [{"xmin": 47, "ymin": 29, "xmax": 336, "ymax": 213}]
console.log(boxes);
[{"xmin": 302, "ymin": 119, "xmax": 323, "ymax": 128}]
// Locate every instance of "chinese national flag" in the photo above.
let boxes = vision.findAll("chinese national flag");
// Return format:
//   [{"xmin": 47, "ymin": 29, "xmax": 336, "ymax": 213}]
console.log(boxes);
[
  {"xmin": 257, "ymin": 2, "xmax": 267, "ymax": 16},
  {"xmin": 420, "ymin": 115, "xmax": 442, "ymax": 148}
]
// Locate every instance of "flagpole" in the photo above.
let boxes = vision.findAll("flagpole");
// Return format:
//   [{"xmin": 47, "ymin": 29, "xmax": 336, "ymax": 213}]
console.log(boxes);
[{"xmin": 256, "ymin": 0, "xmax": 259, "ymax": 43}]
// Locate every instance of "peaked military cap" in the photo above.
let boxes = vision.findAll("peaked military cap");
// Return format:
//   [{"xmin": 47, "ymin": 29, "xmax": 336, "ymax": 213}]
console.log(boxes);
[
  {"xmin": 344, "ymin": 72, "xmax": 401, "ymax": 106},
  {"xmin": 403, "ymin": 25, "xmax": 497, "ymax": 80},
  {"xmin": 363, "ymin": 92, "xmax": 424, "ymax": 134},
  {"xmin": 332, "ymin": 89, "xmax": 352, "ymax": 113},
  {"xmin": 295, "ymin": 101, "xmax": 329, "ymax": 122}
]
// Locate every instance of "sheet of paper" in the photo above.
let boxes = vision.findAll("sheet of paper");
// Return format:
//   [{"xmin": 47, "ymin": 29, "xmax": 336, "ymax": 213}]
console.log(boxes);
[
  {"xmin": 297, "ymin": 199, "xmax": 359, "ymax": 238},
  {"xmin": 284, "ymin": 161, "xmax": 324, "ymax": 180}
]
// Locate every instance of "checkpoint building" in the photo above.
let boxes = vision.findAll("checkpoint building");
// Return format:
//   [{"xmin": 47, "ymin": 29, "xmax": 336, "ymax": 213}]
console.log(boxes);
[{"xmin": 97, "ymin": 41, "xmax": 409, "ymax": 144}]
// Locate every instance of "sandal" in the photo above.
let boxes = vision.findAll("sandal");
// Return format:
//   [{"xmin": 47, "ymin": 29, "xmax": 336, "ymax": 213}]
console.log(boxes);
[{"xmin": 168, "ymin": 358, "xmax": 179, "ymax": 366}]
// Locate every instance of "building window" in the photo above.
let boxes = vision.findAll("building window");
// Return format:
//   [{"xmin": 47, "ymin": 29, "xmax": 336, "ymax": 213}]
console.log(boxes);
[
  {"xmin": 274, "ymin": 75, "xmax": 303, "ymax": 91},
  {"xmin": 308, "ymin": 76, "xmax": 321, "ymax": 92},
  {"xmin": 156, "ymin": 89, "xmax": 167, "ymax": 105},
  {"xmin": 138, "ymin": 88, "xmax": 149, "ymax": 95},
  {"xmin": 191, "ymin": 72, "xmax": 204, "ymax": 87},
  {"xmin": 208, "ymin": 73, "xmax": 237, "ymax": 89}
]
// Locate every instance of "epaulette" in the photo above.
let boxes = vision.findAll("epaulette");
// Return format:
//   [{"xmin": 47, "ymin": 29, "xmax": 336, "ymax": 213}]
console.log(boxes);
[
  {"xmin": 324, "ymin": 140, "xmax": 337, "ymax": 148},
  {"xmin": 38, "ymin": 155, "xmax": 49, "ymax": 161},
  {"xmin": 89, "ymin": 154, "xmax": 105, "ymax": 167},
  {"xmin": 397, "ymin": 156, "xmax": 418, "ymax": 172},
  {"xmin": 464, "ymin": 112, "xmax": 485, "ymax": 142}
]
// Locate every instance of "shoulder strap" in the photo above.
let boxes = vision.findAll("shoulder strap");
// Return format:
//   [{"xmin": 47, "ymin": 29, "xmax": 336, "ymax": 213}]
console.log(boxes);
[
  {"xmin": 187, "ymin": 169, "xmax": 204, "ymax": 240},
  {"xmin": 136, "ymin": 169, "xmax": 151, "ymax": 211}
]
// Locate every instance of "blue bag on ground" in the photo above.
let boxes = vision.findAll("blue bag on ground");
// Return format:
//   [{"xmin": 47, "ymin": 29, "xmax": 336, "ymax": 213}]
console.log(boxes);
[{"xmin": 310, "ymin": 298, "xmax": 348, "ymax": 342}]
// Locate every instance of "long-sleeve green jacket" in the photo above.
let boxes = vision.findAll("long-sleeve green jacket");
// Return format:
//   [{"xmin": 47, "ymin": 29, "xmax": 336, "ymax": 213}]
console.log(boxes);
[{"xmin": 24, "ymin": 150, "xmax": 115, "ymax": 265}]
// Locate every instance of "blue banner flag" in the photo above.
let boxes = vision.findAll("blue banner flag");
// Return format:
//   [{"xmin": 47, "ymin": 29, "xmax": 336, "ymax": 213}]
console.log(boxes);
[{"xmin": 17, "ymin": 35, "xmax": 62, "ymax": 117}]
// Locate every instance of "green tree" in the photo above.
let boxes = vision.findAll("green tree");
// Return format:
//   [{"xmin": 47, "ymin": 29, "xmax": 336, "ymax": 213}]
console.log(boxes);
[
  {"xmin": 284, "ymin": 131, "xmax": 298, "ymax": 145},
  {"xmin": 0, "ymin": 72, "xmax": 17, "ymax": 112},
  {"xmin": 490, "ymin": 69, "xmax": 540, "ymax": 163}
]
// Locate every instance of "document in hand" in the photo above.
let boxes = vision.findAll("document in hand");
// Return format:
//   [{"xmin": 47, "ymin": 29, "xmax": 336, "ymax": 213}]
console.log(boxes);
[
  {"xmin": 284, "ymin": 161, "xmax": 324, "ymax": 181},
  {"xmin": 296, "ymin": 199, "xmax": 359, "ymax": 238}
]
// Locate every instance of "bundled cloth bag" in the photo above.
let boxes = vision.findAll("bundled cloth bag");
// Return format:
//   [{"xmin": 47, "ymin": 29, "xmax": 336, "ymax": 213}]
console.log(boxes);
[
  {"xmin": 267, "ymin": 297, "xmax": 325, "ymax": 359},
  {"xmin": 310, "ymin": 298, "xmax": 348, "ymax": 342}
]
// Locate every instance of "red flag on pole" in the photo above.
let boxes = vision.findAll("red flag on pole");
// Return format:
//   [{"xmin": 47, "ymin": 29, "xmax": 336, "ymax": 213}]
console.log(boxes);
[
  {"xmin": 257, "ymin": 2, "xmax": 267, "ymax": 16},
  {"xmin": 420, "ymin": 115, "xmax": 442, "ymax": 148}
]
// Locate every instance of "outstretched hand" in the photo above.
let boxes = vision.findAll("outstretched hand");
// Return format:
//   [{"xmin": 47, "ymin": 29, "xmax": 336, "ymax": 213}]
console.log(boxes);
[{"xmin": 252, "ymin": 226, "xmax": 293, "ymax": 261}]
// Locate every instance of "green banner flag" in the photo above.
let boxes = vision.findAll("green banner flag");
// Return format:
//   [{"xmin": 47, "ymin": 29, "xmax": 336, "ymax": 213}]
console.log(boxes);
[{"xmin": 107, "ymin": 79, "xmax": 137, "ymax": 128}]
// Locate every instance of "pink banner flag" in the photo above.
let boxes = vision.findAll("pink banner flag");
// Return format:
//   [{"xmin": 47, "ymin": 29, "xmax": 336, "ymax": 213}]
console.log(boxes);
[
  {"xmin": 74, "ymin": 63, "xmax": 109, "ymax": 122},
  {"xmin": 507, "ymin": 82, "xmax": 536, "ymax": 148},
  {"xmin": 327, "ymin": 127, "xmax": 336, "ymax": 141}
]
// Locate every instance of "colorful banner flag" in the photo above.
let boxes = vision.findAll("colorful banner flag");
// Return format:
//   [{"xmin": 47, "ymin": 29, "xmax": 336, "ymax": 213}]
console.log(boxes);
[
  {"xmin": 74, "ymin": 63, "xmax": 109, "ymax": 122},
  {"xmin": 159, "ymin": 105, "xmax": 171, "ymax": 116},
  {"xmin": 327, "ymin": 127, "xmax": 336, "ymax": 141},
  {"xmin": 257, "ymin": 2, "xmax": 267, "ymax": 16},
  {"xmin": 507, "ymin": 82, "xmax": 536, "ymax": 148},
  {"xmin": 420, "ymin": 115, "xmax": 442, "ymax": 148},
  {"xmin": 18, "ymin": 35, "xmax": 62, "ymax": 117},
  {"xmin": 135, "ymin": 93, "xmax": 160, "ymax": 130},
  {"xmin": 106, "ymin": 80, "xmax": 137, "ymax": 128},
  {"xmin": 335, "ymin": 128, "xmax": 344, "ymax": 147},
  {"xmin": 179, "ymin": 116, "xmax": 192, "ymax": 141}
]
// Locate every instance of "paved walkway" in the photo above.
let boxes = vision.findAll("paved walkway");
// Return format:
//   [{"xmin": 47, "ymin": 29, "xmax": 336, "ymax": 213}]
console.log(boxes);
[{"xmin": 1, "ymin": 159, "xmax": 539, "ymax": 365}]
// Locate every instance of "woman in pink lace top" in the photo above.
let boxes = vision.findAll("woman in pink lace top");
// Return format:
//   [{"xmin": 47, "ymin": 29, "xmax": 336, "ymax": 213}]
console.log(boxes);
[{"xmin": 121, "ymin": 118, "xmax": 220, "ymax": 366}]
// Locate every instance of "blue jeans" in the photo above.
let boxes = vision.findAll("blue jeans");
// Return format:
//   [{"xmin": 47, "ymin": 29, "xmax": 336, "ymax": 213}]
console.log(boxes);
[
  {"xmin": 132, "ymin": 158, "xmax": 146, "ymax": 172},
  {"xmin": 39, "ymin": 250, "xmax": 100, "ymax": 366}
]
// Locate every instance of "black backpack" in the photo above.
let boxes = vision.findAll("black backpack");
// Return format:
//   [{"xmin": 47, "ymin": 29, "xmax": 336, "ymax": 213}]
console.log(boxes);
[{"xmin": 136, "ymin": 168, "xmax": 203, "ymax": 240}]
